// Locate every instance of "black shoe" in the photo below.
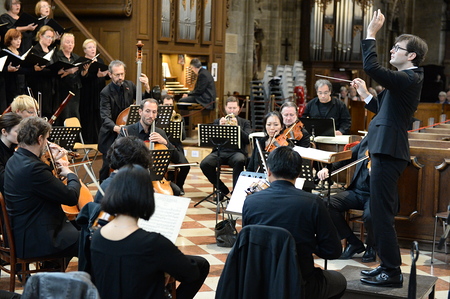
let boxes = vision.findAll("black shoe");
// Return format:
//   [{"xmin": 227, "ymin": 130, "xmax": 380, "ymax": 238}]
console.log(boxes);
[
  {"xmin": 362, "ymin": 247, "xmax": 376, "ymax": 263},
  {"xmin": 361, "ymin": 266, "xmax": 385, "ymax": 277},
  {"xmin": 360, "ymin": 271, "xmax": 403, "ymax": 288},
  {"xmin": 339, "ymin": 243, "xmax": 365, "ymax": 259},
  {"xmin": 179, "ymin": 189, "xmax": 185, "ymax": 196}
]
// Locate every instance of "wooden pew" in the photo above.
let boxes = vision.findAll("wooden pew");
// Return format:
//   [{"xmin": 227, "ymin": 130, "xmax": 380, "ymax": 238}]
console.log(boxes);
[
  {"xmin": 408, "ymin": 132, "xmax": 450, "ymax": 141},
  {"xmin": 409, "ymin": 139, "xmax": 450, "ymax": 149}
]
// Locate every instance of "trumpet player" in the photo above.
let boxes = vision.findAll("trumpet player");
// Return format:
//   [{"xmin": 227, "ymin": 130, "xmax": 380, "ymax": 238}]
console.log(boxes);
[
  {"xmin": 161, "ymin": 94, "xmax": 190, "ymax": 195},
  {"xmin": 200, "ymin": 96, "xmax": 252, "ymax": 201}
]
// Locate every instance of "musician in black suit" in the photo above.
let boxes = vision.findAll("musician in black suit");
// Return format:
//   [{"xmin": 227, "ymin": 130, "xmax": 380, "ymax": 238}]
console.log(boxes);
[
  {"xmin": 4, "ymin": 117, "xmax": 79, "ymax": 265},
  {"xmin": 179, "ymin": 58, "xmax": 216, "ymax": 109},
  {"xmin": 118, "ymin": 98, "xmax": 181, "ymax": 196},
  {"xmin": 317, "ymin": 138, "xmax": 375, "ymax": 263},
  {"xmin": 98, "ymin": 60, "xmax": 150, "ymax": 182},
  {"xmin": 351, "ymin": 10, "xmax": 428, "ymax": 287},
  {"xmin": 200, "ymin": 96, "xmax": 252, "ymax": 200}
]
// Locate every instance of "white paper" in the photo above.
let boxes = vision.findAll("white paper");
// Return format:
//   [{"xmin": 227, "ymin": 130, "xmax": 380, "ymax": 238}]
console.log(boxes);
[
  {"xmin": 138, "ymin": 193, "xmax": 190, "ymax": 244},
  {"xmin": 0, "ymin": 56, "xmax": 7, "ymax": 72}
]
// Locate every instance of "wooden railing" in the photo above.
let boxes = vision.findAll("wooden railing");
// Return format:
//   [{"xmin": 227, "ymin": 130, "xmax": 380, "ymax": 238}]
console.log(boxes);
[{"xmin": 53, "ymin": 0, "xmax": 114, "ymax": 62}]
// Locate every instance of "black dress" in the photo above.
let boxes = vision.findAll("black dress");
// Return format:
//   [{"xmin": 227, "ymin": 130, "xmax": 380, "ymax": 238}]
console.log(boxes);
[
  {"xmin": 80, "ymin": 57, "xmax": 107, "ymax": 143},
  {"xmin": 0, "ymin": 13, "xmax": 34, "ymax": 53},
  {"xmin": 53, "ymin": 50, "xmax": 82, "ymax": 125},
  {"xmin": 1, "ymin": 48, "xmax": 27, "ymax": 107},
  {"xmin": 27, "ymin": 43, "xmax": 57, "ymax": 119}
]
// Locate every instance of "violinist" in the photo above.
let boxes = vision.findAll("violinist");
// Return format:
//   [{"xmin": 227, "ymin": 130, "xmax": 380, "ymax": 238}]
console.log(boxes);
[
  {"xmin": 280, "ymin": 101, "xmax": 311, "ymax": 148},
  {"xmin": 246, "ymin": 111, "xmax": 286, "ymax": 173},
  {"xmin": 118, "ymin": 98, "xmax": 181, "ymax": 196},
  {"xmin": 0, "ymin": 112, "xmax": 21, "ymax": 193},
  {"xmin": 4, "ymin": 117, "xmax": 79, "ymax": 267},
  {"xmin": 98, "ymin": 60, "xmax": 151, "ymax": 182},
  {"xmin": 200, "ymin": 96, "xmax": 252, "ymax": 201}
]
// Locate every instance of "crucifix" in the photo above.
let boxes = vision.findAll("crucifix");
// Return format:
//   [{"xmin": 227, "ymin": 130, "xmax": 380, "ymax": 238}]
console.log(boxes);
[{"xmin": 281, "ymin": 38, "xmax": 291, "ymax": 61}]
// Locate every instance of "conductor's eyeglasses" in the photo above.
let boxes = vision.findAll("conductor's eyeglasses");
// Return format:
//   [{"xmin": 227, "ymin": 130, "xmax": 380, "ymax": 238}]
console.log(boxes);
[{"xmin": 391, "ymin": 45, "xmax": 408, "ymax": 52}]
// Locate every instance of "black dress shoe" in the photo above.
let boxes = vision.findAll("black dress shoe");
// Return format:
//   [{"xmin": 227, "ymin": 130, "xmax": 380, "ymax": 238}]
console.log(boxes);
[
  {"xmin": 361, "ymin": 266, "xmax": 385, "ymax": 277},
  {"xmin": 339, "ymin": 243, "xmax": 365, "ymax": 259},
  {"xmin": 360, "ymin": 271, "xmax": 403, "ymax": 288},
  {"xmin": 362, "ymin": 247, "xmax": 376, "ymax": 263}
]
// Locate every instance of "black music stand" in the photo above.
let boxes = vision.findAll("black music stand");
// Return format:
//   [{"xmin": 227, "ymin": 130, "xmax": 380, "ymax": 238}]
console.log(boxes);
[
  {"xmin": 48, "ymin": 126, "xmax": 81, "ymax": 150},
  {"xmin": 300, "ymin": 118, "xmax": 336, "ymax": 140},
  {"xmin": 195, "ymin": 124, "xmax": 241, "ymax": 222},
  {"xmin": 156, "ymin": 106, "xmax": 173, "ymax": 129},
  {"xmin": 149, "ymin": 149, "xmax": 174, "ymax": 181},
  {"xmin": 126, "ymin": 105, "xmax": 140, "ymax": 125},
  {"xmin": 165, "ymin": 121, "xmax": 183, "ymax": 143}
]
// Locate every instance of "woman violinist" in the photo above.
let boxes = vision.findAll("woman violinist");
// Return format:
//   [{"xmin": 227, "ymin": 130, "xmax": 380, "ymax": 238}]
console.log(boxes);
[
  {"xmin": 247, "ymin": 111, "xmax": 292, "ymax": 173},
  {"xmin": 0, "ymin": 112, "xmax": 21, "ymax": 193}
]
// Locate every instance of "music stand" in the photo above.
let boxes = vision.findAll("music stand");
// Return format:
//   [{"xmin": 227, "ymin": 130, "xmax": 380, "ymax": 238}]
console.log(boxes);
[
  {"xmin": 156, "ymin": 105, "xmax": 173, "ymax": 129},
  {"xmin": 149, "ymin": 149, "xmax": 174, "ymax": 181},
  {"xmin": 126, "ymin": 105, "xmax": 140, "ymax": 125},
  {"xmin": 165, "ymin": 121, "xmax": 183, "ymax": 143},
  {"xmin": 195, "ymin": 124, "xmax": 241, "ymax": 222},
  {"xmin": 300, "ymin": 118, "xmax": 336, "ymax": 139},
  {"xmin": 49, "ymin": 126, "xmax": 81, "ymax": 151}
]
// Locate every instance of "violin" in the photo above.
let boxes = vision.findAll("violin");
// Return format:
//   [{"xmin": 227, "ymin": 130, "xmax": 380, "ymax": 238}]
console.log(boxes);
[
  {"xmin": 265, "ymin": 133, "xmax": 289, "ymax": 153},
  {"xmin": 282, "ymin": 120, "xmax": 304, "ymax": 141}
]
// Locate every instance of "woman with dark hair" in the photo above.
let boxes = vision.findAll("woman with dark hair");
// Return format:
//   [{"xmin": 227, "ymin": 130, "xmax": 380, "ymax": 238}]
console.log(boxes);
[
  {"xmin": 2, "ymin": 29, "xmax": 27, "ymax": 107},
  {"xmin": 90, "ymin": 164, "xmax": 210, "ymax": 299},
  {"xmin": 247, "ymin": 111, "xmax": 288, "ymax": 172},
  {"xmin": 0, "ymin": 0, "xmax": 37, "ymax": 52},
  {"xmin": 0, "ymin": 112, "xmax": 22, "ymax": 193}
]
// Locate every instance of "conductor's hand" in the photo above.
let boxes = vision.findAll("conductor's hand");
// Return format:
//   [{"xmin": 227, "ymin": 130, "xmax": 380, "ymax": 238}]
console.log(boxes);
[
  {"xmin": 351, "ymin": 78, "xmax": 371, "ymax": 100},
  {"xmin": 367, "ymin": 9, "xmax": 385, "ymax": 39},
  {"xmin": 317, "ymin": 168, "xmax": 329, "ymax": 181},
  {"xmin": 149, "ymin": 132, "xmax": 168, "ymax": 146},
  {"xmin": 56, "ymin": 159, "xmax": 74, "ymax": 177}
]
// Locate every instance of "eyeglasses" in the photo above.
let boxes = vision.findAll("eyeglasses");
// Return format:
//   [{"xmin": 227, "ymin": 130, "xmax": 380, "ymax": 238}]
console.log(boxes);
[
  {"xmin": 391, "ymin": 45, "xmax": 408, "ymax": 52},
  {"xmin": 42, "ymin": 35, "xmax": 53, "ymax": 40},
  {"xmin": 12, "ymin": 1, "xmax": 21, "ymax": 5}
]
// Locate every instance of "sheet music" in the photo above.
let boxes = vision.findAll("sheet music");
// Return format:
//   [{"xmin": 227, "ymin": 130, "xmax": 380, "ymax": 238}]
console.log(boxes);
[
  {"xmin": 0, "ymin": 56, "xmax": 7, "ymax": 71},
  {"xmin": 227, "ymin": 175, "xmax": 305, "ymax": 215},
  {"xmin": 43, "ymin": 48, "xmax": 55, "ymax": 61},
  {"xmin": 138, "ymin": 194, "xmax": 190, "ymax": 244}
]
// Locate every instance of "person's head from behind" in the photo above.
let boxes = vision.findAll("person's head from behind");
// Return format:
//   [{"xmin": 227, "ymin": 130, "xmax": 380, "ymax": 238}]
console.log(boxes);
[
  {"xmin": 392, "ymin": 34, "xmax": 428, "ymax": 67},
  {"xmin": 190, "ymin": 58, "xmax": 202, "ymax": 74},
  {"xmin": 17, "ymin": 117, "xmax": 51, "ymax": 156},
  {"xmin": 266, "ymin": 146, "xmax": 302, "ymax": 183},
  {"xmin": 101, "ymin": 164, "xmax": 155, "ymax": 221},
  {"xmin": 263, "ymin": 111, "xmax": 283, "ymax": 138},
  {"xmin": 108, "ymin": 136, "xmax": 152, "ymax": 170},
  {"xmin": 224, "ymin": 96, "xmax": 240, "ymax": 116},
  {"xmin": 11, "ymin": 95, "xmax": 38, "ymax": 118},
  {"xmin": 315, "ymin": 79, "xmax": 333, "ymax": 104}
]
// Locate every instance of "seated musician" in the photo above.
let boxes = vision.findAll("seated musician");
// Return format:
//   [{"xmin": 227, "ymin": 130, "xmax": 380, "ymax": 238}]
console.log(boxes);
[
  {"xmin": 98, "ymin": 60, "xmax": 151, "ymax": 182},
  {"xmin": 90, "ymin": 164, "xmax": 210, "ymax": 299},
  {"xmin": 94, "ymin": 136, "xmax": 151, "ymax": 204},
  {"xmin": 4, "ymin": 117, "xmax": 79, "ymax": 268},
  {"xmin": 118, "ymin": 98, "xmax": 181, "ymax": 195},
  {"xmin": 0, "ymin": 113, "xmax": 22, "ymax": 194},
  {"xmin": 200, "ymin": 96, "xmax": 252, "ymax": 201},
  {"xmin": 280, "ymin": 101, "xmax": 311, "ymax": 148},
  {"xmin": 10, "ymin": 95, "xmax": 38, "ymax": 118},
  {"xmin": 303, "ymin": 79, "xmax": 351, "ymax": 135},
  {"xmin": 246, "ymin": 111, "xmax": 286, "ymax": 173},
  {"xmin": 316, "ymin": 137, "xmax": 375, "ymax": 263},
  {"xmin": 161, "ymin": 94, "xmax": 190, "ymax": 195}
]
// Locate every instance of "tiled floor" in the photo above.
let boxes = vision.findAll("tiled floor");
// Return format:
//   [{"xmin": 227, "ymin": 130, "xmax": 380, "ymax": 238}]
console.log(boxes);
[{"xmin": 1, "ymin": 165, "xmax": 449, "ymax": 298}]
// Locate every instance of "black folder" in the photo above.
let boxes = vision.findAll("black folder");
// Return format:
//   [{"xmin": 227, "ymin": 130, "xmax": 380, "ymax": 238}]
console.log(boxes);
[
  {"xmin": 14, "ymin": 13, "xmax": 39, "ymax": 27},
  {"xmin": 46, "ymin": 18, "xmax": 72, "ymax": 36},
  {"xmin": 88, "ymin": 61, "xmax": 108, "ymax": 73}
]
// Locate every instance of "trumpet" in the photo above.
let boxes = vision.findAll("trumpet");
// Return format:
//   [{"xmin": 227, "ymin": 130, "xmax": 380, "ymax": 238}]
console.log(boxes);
[
  {"xmin": 171, "ymin": 112, "xmax": 182, "ymax": 122},
  {"xmin": 225, "ymin": 113, "xmax": 237, "ymax": 126}
]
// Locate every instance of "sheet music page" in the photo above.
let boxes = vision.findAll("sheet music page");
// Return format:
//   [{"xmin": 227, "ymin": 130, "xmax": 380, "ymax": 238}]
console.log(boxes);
[
  {"xmin": 0, "ymin": 56, "xmax": 7, "ymax": 71},
  {"xmin": 227, "ymin": 176, "xmax": 306, "ymax": 215},
  {"xmin": 293, "ymin": 146, "xmax": 337, "ymax": 162},
  {"xmin": 43, "ymin": 48, "xmax": 55, "ymax": 61},
  {"xmin": 138, "ymin": 194, "xmax": 190, "ymax": 244}
]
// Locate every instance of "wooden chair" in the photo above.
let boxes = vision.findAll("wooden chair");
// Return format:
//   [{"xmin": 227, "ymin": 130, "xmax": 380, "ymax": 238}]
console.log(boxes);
[{"xmin": 0, "ymin": 193, "xmax": 65, "ymax": 291}]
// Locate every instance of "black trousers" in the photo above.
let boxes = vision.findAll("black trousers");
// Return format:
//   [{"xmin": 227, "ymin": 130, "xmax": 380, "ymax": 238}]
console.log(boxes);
[
  {"xmin": 328, "ymin": 189, "xmax": 373, "ymax": 246},
  {"xmin": 176, "ymin": 255, "xmax": 209, "ymax": 299},
  {"xmin": 171, "ymin": 143, "xmax": 190, "ymax": 190},
  {"xmin": 370, "ymin": 153, "xmax": 407, "ymax": 270}
]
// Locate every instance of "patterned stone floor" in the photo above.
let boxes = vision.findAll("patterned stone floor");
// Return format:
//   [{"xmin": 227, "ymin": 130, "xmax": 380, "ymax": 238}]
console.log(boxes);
[{"xmin": 1, "ymin": 166, "xmax": 449, "ymax": 298}]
